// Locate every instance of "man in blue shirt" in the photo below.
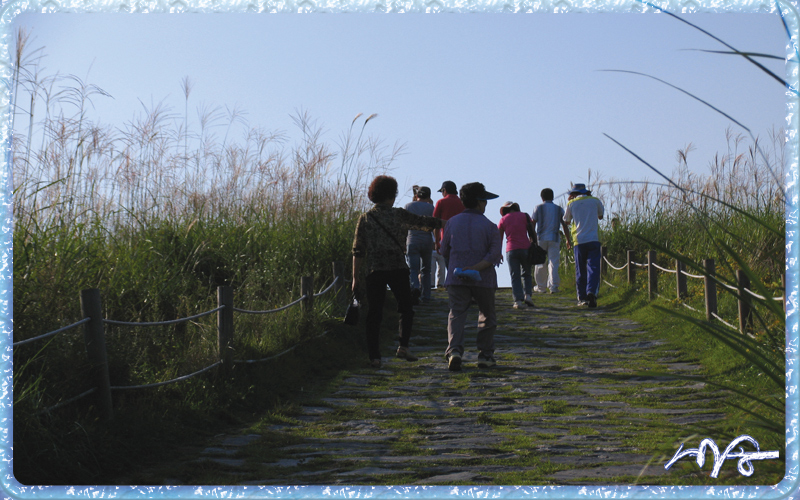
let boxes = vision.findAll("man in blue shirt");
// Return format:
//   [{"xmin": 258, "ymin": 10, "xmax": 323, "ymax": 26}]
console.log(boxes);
[
  {"xmin": 404, "ymin": 185, "xmax": 435, "ymax": 304},
  {"xmin": 531, "ymin": 188, "xmax": 570, "ymax": 294},
  {"xmin": 440, "ymin": 182, "xmax": 503, "ymax": 371}
]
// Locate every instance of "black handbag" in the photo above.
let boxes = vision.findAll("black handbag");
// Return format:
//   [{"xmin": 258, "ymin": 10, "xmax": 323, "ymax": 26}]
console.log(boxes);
[
  {"xmin": 525, "ymin": 213, "xmax": 548, "ymax": 266},
  {"xmin": 343, "ymin": 294, "xmax": 360, "ymax": 326},
  {"xmin": 528, "ymin": 244, "xmax": 548, "ymax": 266}
]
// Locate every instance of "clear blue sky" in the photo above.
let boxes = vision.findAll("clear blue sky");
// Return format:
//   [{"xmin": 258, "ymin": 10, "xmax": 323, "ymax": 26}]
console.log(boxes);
[{"xmin": 10, "ymin": 11, "xmax": 789, "ymax": 287}]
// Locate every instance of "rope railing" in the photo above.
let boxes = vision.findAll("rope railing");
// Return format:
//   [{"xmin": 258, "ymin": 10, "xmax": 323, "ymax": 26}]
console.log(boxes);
[
  {"xmin": 20, "ymin": 262, "xmax": 349, "ymax": 421},
  {"xmin": 683, "ymin": 270, "xmax": 706, "ymax": 279},
  {"xmin": 234, "ymin": 329, "xmax": 332, "ymax": 364},
  {"xmin": 234, "ymin": 295, "xmax": 308, "ymax": 315},
  {"xmin": 13, "ymin": 317, "xmax": 91, "ymax": 347},
  {"xmin": 36, "ymin": 388, "xmax": 97, "ymax": 416},
  {"xmin": 600, "ymin": 249, "xmax": 784, "ymax": 335},
  {"xmin": 652, "ymin": 263, "xmax": 677, "ymax": 274},
  {"xmin": 111, "ymin": 361, "xmax": 223, "ymax": 390},
  {"xmin": 711, "ymin": 312, "xmax": 739, "ymax": 331},
  {"xmin": 314, "ymin": 276, "xmax": 339, "ymax": 298},
  {"xmin": 602, "ymin": 255, "xmax": 628, "ymax": 271},
  {"xmin": 103, "ymin": 306, "xmax": 223, "ymax": 327}
]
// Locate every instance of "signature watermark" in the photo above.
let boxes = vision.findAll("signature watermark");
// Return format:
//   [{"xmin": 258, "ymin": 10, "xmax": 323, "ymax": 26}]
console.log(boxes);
[{"xmin": 664, "ymin": 435, "xmax": 779, "ymax": 478}]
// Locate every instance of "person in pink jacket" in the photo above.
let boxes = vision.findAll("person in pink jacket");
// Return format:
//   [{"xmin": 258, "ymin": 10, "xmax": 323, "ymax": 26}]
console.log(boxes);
[{"xmin": 497, "ymin": 201, "xmax": 537, "ymax": 309}]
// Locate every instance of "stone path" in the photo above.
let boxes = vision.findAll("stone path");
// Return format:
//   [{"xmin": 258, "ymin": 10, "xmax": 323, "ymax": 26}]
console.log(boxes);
[{"xmin": 168, "ymin": 288, "xmax": 728, "ymax": 486}]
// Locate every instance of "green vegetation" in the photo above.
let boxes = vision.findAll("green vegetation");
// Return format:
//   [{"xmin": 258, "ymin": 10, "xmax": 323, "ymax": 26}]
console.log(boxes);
[
  {"xmin": 11, "ymin": 30, "xmax": 401, "ymax": 484},
  {"xmin": 10, "ymin": 10, "xmax": 790, "ymax": 487}
]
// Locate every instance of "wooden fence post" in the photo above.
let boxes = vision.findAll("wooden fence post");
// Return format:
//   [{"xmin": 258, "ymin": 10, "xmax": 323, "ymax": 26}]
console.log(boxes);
[
  {"xmin": 703, "ymin": 259, "xmax": 717, "ymax": 322},
  {"xmin": 647, "ymin": 250, "xmax": 657, "ymax": 300},
  {"xmin": 600, "ymin": 246, "xmax": 608, "ymax": 278},
  {"xmin": 627, "ymin": 250, "xmax": 635, "ymax": 285},
  {"xmin": 676, "ymin": 259, "xmax": 687, "ymax": 299},
  {"xmin": 80, "ymin": 288, "xmax": 113, "ymax": 421},
  {"xmin": 217, "ymin": 286, "xmax": 234, "ymax": 370},
  {"xmin": 302, "ymin": 276, "xmax": 314, "ymax": 314},
  {"xmin": 737, "ymin": 270, "xmax": 752, "ymax": 335},
  {"xmin": 333, "ymin": 261, "xmax": 346, "ymax": 310}
]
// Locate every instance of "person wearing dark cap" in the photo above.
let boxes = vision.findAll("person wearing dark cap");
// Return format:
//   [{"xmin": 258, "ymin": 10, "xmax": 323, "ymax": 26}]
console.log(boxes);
[
  {"xmin": 440, "ymin": 182, "xmax": 503, "ymax": 371},
  {"xmin": 433, "ymin": 180, "xmax": 465, "ymax": 274},
  {"xmin": 404, "ymin": 185, "xmax": 435, "ymax": 304},
  {"xmin": 563, "ymin": 183, "xmax": 604, "ymax": 308}
]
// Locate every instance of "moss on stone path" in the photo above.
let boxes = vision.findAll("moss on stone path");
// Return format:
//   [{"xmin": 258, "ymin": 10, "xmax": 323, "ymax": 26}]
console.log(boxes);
[{"xmin": 135, "ymin": 288, "xmax": 779, "ymax": 486}]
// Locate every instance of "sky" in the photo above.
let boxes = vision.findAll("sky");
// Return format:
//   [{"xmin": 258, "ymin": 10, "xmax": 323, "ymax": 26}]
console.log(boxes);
[{"xmin": 9, "ymin": 11, "xmax": 790, "ymax": 288}]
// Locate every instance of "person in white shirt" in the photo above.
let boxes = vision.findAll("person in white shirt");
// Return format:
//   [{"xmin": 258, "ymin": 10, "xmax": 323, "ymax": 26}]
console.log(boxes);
[
  {"xmin": 531, "ymin": 188, "xmax": 571, "ymax": 294},
  {"xmin": 563, "ymin": 183, "xmax": 604, "ymax": 308}
]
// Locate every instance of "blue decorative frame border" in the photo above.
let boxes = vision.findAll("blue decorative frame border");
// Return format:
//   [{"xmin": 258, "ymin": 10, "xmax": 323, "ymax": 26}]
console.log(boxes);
[{"xmin": 0, "ymin": 1, "xmax": 796, "ymax": 498}]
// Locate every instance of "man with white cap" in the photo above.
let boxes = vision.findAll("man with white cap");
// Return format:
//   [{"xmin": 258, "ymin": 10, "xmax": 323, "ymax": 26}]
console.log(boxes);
[{"xmin": 563, "ymin": 183, "xmax": 604, "ymax": 308}]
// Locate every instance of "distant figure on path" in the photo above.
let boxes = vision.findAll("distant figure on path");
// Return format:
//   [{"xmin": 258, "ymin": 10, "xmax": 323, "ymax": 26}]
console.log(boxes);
[
  {"xmin": 420, "ymin": 195, "xmax": 446, "ymax": 289},
  {"xmin": 531, "ymin": 188, "xmax": 570, "ymax": 294},
  {"xmin": 404, "ymin": 185, "xmax": 435, "ymax": 305},
  {"xmin": 433, "ymin": 180, "xmax": 465, "ymax": 274},
  {"xmin": 352, "ymin": 176, "xmax": 444, "ymax": 368},
  {"xmin": 440, "ymin": 182, "xmax": 502, "ymax": 371},
  {"xmin": 497, "ymin": 201, "xmax": 536, "ymax": 309},
  {"xmin": 563, "ymin": 183, "xmax": 604, "ymax": 308}
]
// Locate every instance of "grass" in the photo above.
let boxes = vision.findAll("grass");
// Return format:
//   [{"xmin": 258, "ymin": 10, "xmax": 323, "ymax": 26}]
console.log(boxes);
[
  {"xmin": 11, "ymin": 31, "xmax": 402, "ymax": 481},
  {"xmin": 11, "ymin": 10, "xmax": 790, "ymax": 487}
]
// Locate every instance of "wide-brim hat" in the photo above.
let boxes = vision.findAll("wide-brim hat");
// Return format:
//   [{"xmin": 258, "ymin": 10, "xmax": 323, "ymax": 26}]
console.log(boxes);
[
  {"xmin": 461, "ymin": 182, "xmax": 499, "ymax": 201},
  {"xmin": 500, "ymin": 201, "xmax": 519, "ymax": 216},
  {"xmin": 569, "ymin": 183, "xmax": 590, "ymax": 195},
  {"xmin": 476, "ymin": 189, "xmax": 499, "ymax": 201}
]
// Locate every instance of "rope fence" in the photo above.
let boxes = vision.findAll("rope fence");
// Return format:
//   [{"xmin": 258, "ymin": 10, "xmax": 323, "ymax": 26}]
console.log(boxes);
[
  {"xmin": 599, "ymin": 247, "xmax": 784, "ymax": 336},
  {"xmin": 17, "ymin": 261, "xmax": 348, "ymax": 421},
  {"xmin": 13, "ymin": 317, "xmax": 91, "ymax": 347}
]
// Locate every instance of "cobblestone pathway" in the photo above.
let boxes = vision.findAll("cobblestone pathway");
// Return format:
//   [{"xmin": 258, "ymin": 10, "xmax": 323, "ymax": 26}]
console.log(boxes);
[{"xmin": 171, "ymin": 288, "xmax": 727, "ymax": 486}]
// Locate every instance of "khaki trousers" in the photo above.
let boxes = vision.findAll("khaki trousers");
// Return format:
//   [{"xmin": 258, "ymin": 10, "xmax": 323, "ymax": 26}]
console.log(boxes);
[{"xmin": 446, "ymin": 285, "xmax": 496, "ymax": 358}]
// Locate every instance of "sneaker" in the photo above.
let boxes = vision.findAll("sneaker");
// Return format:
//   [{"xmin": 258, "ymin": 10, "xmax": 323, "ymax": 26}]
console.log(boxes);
[
  {"xmin": 533, "ymin": 287, "xmax": 547, "ymax": 294},
  {"xmin": 587, "ymin": 293, "xmax": 597, "ymax": 308},
  {"xmin": 513, "ymin": 301, "xmax": 524, "ymax": 309},
  {"xmin": 477, "ymin": 353, "xmax": 496, "ymax": 368},
  {"xmin": 549, "ymin": 288, "xmax": 559, "ymax": 294},
  {"xmin": 577, "ymin": 300, "xmax": 587, "ymax": 306},
  {"xmin": 524, "ymin": 295, "xmax": 535, "ymax": 307},
  {"xmin": 396, "ymin": 346, "xmax": 419, "ymax": 362},
  {"xmin": 447, "ymin": 353, "xmax": 462, "ymax": 371}
]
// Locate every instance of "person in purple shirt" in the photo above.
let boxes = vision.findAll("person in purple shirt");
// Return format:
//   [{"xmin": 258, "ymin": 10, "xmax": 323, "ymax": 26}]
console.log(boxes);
[{"xmin": 440, "ymin": 182, "xmax": 503, "ymax": 372}]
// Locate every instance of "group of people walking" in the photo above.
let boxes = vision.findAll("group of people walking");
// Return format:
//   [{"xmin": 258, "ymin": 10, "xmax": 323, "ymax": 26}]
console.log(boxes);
[{"xmin": 351, "ymin": 175, "xmax": 604, "ymax": 371}]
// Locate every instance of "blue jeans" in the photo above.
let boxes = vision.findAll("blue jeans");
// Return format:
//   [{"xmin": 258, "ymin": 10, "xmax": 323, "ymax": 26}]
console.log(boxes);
[
  {"xmin": 407, "ymin": 239, "xmax": 433, "ymax": 301},
  {"xmin": 574, "ymin": 241, "xmax": 602, "ymax": 301},
  {"xmin": 506, "ymin": 248, "xmax": 533, "ymax": 302}
]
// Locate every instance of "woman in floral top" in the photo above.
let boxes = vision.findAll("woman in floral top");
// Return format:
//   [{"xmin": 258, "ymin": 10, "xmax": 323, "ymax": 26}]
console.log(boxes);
[{"xmin": 352, "ymin": 175, "xmax": 444, "ymax": 368}]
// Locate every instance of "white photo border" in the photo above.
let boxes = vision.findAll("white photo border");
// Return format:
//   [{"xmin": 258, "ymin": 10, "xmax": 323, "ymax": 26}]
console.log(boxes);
[{"xmin": 0, "ymin": 0, "xmax": 796, "ymax": 498}]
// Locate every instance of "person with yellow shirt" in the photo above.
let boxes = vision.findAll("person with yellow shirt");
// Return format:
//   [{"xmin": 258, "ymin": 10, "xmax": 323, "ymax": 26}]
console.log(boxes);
[{"xmin": 563, "ymin": 183, "xmax": 604, "ymax": 308}]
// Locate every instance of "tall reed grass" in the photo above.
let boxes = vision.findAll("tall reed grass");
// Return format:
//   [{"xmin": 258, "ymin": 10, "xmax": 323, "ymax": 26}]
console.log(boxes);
[
  {"xmin": 590, "ymin": 7, "xmax": 787, "ymax": 457},
  {"xmin": 11, "ymin": 30, "xmax": 402, "ymax": 482}
]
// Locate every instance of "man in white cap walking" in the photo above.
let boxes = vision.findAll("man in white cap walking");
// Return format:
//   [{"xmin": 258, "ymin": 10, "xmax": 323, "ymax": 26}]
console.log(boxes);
[{"xmin": 563, "ymin": 183, "xmax": 604, "ymax": 308}]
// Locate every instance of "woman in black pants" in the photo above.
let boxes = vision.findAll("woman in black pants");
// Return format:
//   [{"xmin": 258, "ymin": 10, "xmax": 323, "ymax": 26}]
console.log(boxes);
[{"xmin": 351, "ymin": 175, "xmax": 444, "ymax": 368}]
